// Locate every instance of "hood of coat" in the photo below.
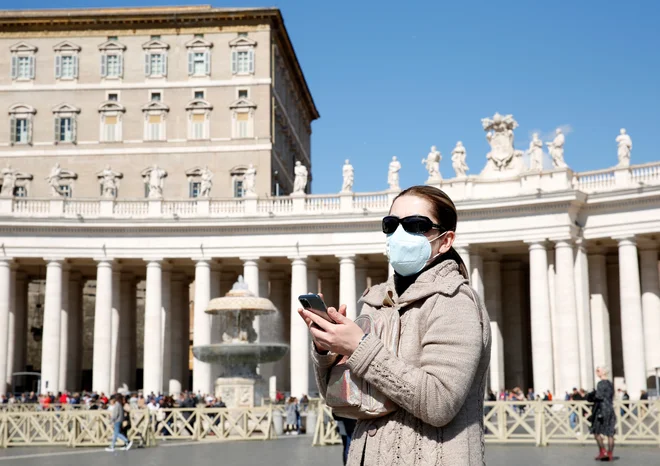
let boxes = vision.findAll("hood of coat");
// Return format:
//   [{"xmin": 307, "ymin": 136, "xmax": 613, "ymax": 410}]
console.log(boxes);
[{"xmin": 360, "ymin": 259, "xmax": 467, "ymax": 309}]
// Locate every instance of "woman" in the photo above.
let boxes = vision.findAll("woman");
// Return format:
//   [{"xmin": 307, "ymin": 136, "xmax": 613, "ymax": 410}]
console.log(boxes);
[
  {"xmin": 589, "ymin": 366, "xmax": 616, "ymax": 461},
  {"xmin": 285, "ymin": 397, "xmax": 299, "ymax": 435},
  {"xmin": 299, "ymin": 186, "xmax": 491, "ymax": 465}
]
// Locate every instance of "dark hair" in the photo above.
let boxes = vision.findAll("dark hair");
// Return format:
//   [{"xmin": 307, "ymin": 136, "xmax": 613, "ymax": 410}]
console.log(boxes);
[{"xmin": 391, "ymin": 185, "xmax": 468, "ymax": 279}]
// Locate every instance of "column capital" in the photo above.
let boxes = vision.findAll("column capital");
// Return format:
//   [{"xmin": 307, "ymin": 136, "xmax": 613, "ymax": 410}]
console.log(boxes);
[
  {"xmin": 240, "ymin": 257, "xmax": 260, "ymax": 266},
  {"xmin": 524, "ymin": 240, "xmax": 548, "ymax": 250},
  {"xmin": 614, "ymin": 236, "xmax": 637, "ymax": 247},
  {"xmin": 553, "ymin": 239, "xmax": 575, "ymax": 249},
  {"xmin": 288, "ymin": 256, "xmax": 308, "ymax": 265},
  {"xmin": 145, "ymin": 260, "xmax": 163, "ymax": 269},
  {"xmin": 142, "ymin": 258, "xmax": 164, "ymax": 264},
  {"xmin": 336, "ymin": 254, "xmax": 356, "ymax": 264}
]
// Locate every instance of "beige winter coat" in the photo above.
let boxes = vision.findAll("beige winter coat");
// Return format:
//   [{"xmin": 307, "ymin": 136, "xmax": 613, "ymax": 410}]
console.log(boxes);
[{"xmin": 312, "ymin": 259, "xmax": 491, "ymax": 466}]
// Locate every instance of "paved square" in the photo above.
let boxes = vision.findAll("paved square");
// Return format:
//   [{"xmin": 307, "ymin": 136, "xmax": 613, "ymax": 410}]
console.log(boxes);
[{"xmin": 0, "ymin": 438, "xmax": 657, "ymax": 466}]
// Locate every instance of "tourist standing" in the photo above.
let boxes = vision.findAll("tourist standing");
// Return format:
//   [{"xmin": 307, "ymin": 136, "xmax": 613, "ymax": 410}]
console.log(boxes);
[
  {"xmin": 105, "ymin": 395, "xmax": 133, "ymax": 452},
  {"xmin": 588, "ymin": 367, "xmax": 616, "ymax": 461},
  {"xmin": 302, "ymin": 185, "xmax": 491, "ymax": 465},
  {"xmin": 285, "ymin": 397, "xmax": 299, "ymax": 435}
]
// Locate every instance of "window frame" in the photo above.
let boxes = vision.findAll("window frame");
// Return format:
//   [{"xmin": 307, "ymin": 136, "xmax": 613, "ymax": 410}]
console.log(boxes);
[
  {"xmin": 53, "ymin": 41, "xmax": 81, "ymax": 81},
  {"xmin": 185, "ymin": 37, "xmax": 213, "ymax": 78},
  {"xmin": 98, "ymin": 39, "xmax": 126, "ymax": 80},
  {"xmin": 142, "ymin": 100, "xmax": 169, "ymax": 142},
  {"xmin": 229, "ymin": 35, "xmax": 257, "ymax": 76},
  {"xmin": 98, "ymin": 101, "xmax": 126, "ymax": 143},
  {"xmin": 230, "ymin": 98, "xmax": 257, "ymax": 140},
  {"xmin": 186, "ymin": 98, "xmax": 213, "ymax": 141},
  {"xmin": 10, "ymin": 42, "xmax": 37, "ymax": 82},
  {"xmin": 52, "ymin": 103, "xmax": 80, "ymax": 145},
  {"xmin": 8, "ymin": 104, "xmax": 36, "ymax": 146}
]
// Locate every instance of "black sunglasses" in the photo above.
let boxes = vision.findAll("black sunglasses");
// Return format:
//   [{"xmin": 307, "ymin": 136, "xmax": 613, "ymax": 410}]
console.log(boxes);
[{"xmin": 382, "ymin": 215, "xmax": 444, "ymax": 234}]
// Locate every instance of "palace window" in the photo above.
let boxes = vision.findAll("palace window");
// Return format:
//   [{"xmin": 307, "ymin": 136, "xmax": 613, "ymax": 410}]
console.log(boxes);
[
  {"xmin": 143, "ymin": 38, "xmax": 169, "ymax": 78},
  {"xmin": 230, "ymin": 167, "xmax": 247, "ymax": 198},
  {"xmin": 53, "ymin": 41, "xmax": 81, "ymax": 80},
  {"xmin": 186, "ymin": 98, "xmax": 212, "ymax": 140},
  {"xmin": 52, "ymin": 104, "xmax": 80, "ymax": 144},
  {"xmin": 99, "ymin": 39, "xmax": 126, "ymax": 79},
  {"xmin": 8, "ymin": 104, "xmax": 36, "ymax": 145},
  {"xmin": 14, "ymin": 186, "xmax": 27, "ymax": 197},
  {"xmin": 59, "ymin": 185, "xmax": 72, "ymax": 198},
  {"xmin": 229, "ymin": 35, "xmax": 257, "ymax": 76},
  {"xmin": 185, "ymin": 37, "xmax": 213, "ymax": 77},
  {"xmin": 98, "ymin": 101, "xmax": 125, "ymax": 142},
  {"xmin": 10, "ymin": 42, "xmax": 37, "ymax": 81},
  {"xmin": 194, "ymin": 90, "xmax": 205, "ymax": 99},
  {"xmin": 189, "ymin": 181, "xmax": 201, "ymax": 198},
  {"xmin": 142, "ymin": 101, "xmax": 169, "ymax": 141},
  {"xmin": 230, "ymin": 98, "xmax": 256, "ymax": 139}
]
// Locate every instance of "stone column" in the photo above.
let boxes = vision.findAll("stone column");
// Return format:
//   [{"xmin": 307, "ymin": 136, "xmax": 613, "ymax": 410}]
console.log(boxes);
[
  {"xmin": 143, "ymin": 260, "xmax": 163, "ymax": 395},
  {"xmin": 57, "ymin": 266, "xmax": 70, "ymax": 393},
  {"xmin": 319, "ymin": 270, "xmax": 338, "ymax": 309},
  {"xmin": 161, "ymin": 266, "xmax": 172, "ymax": 393},
  {"xmin": 243, "ymin": 258, "xmax": 260, "ymax": 343},
  {"xmin": 66, "ymin": 273, "xmax": 82, "ymax": 391},
  {"xmin": 574, "ymin": 241, "xmax": 594, "ymax": 391},
  {"xmin": 484, "ymin": 259, "xmax": 504, "ymax": 393},
  {"xmin": 455, "ymin": 245, "xmax": 471, "ymax": 281},
  {"xmin": 502, "ymin": 262, "xmax": 525, "ymax": 389},
  {"xmin": 117, "ymin": 273, "xmax": 134, "ymax": 390},
  {"xmin": 5, "ymin": 266, "xmax": 16, "ymax": 389},
  {"xmin": 12, "ymin": 272, "xmax": 28, "ymax": 378},
  {"xmin": 290, "ymin": 257, "xmax": 308, "ymax": 397},
  {"xmin": 470, "ymin": 252, "xmax": 484, "ymax": 300},
  {"xmin": 269, "ymin": 271, "xmax": 289, "ymax": 391},
  {"xmin": 617, "ymin": 238, "xmax": 647, "ymax": 397},
  {"xmin": 169, "ymin": 273, "xmax": 187, "ymax": 395},
  {"xmin": 193, "ymin": 260, "xmax": 212, "ymax": 395},
  {"xmin": 338, "ymin": 255, "xmax": 357, "ymax": 321},
  {"xmin": 554, "ymin": 241, "xmax": 581, "ymax": 395},
  {"xmin": 528, "ymin": 242, "xmax": 554, "ymax": 395},
  {"xmin": 640, "ymin": 246, "xmax": 660, "ymax": 376},
  {"xmin": 588, "ymin": 252, "xmax": 612, "ymax": 384},
  {"xmin": 0, "ymin": 259, "xmax": 13, "ymax": 394},
  {"xmin": 355, "ymin": 264, "xmax": 368, "ymax": 315},
  {"xmin": 110, "ymin": 267, "xmax": 121, "ymax": 392},
  {"xmin": 42, "ymin": 259, "xmax": 63, "ymax": 394},
  {"xmin": 92, "ymin": 260, "xmax": 113, "ymax": 395},
  {"xmin": 306, "ymin": 263, "xmax": 319, "ymax": 390}
]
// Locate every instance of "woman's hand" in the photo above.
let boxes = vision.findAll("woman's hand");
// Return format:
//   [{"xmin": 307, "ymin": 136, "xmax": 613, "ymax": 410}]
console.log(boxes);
[{"xmin": 297, "ymin": 304, "xmax": 364, "ymax": 357}]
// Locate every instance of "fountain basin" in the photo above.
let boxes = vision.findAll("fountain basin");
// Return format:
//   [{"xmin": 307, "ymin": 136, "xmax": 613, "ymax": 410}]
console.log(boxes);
[{"xmin": 192, "ymin": 343, "xmax": 289, "ymax": 364}]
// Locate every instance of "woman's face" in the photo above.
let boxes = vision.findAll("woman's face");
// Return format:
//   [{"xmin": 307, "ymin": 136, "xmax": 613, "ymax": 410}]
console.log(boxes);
[{"xmin": 389, "ymin": 194, "xmax": 455, "ymax": 257}]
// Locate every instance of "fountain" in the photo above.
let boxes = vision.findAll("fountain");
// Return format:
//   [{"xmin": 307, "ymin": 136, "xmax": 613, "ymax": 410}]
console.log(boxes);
[{"xmin": 192, "ymin": 276, "xmax": 289, "ymax": 407}]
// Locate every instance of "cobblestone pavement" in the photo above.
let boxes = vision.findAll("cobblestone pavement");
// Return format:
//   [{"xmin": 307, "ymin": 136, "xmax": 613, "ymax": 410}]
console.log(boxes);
[{"xmin": 0, "ymin": 437, "xmax": 657, "ymax": 465}]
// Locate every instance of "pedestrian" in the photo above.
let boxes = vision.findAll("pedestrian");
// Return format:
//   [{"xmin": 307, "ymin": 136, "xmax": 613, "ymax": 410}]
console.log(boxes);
[
  {"xmin": 588, "ymin": 366, "xmax": 616, "ymax": 462},
  {"xmin": 302, "ymin": 185, "xmax": 491, "ymax": 465},
  {"xmin": 334, "ymin": 414, "xmax": 357, "ymax": 465},
  {"xmin": 284, "ymin": 397, "xmax": 299, "ymax": 435},
  {"xmin": 105, "ymin": 395, "xmax": 133, "ymax": 452}
]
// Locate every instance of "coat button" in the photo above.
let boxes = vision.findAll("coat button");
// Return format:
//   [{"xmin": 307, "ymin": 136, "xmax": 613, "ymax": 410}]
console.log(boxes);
[{"xmin": 367, "ymin": 424, "xmax": 378, "ymax": 437}]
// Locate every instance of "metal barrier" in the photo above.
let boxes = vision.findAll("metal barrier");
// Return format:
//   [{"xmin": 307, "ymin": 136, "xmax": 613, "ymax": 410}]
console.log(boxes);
[{"xmin": 313, "ymin": 400, "xmax": 660, "ymax": 447}]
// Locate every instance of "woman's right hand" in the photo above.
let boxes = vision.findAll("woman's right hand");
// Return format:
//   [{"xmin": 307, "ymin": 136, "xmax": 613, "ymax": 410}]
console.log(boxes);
[{"xmin": 297, "ymin": 292, "xmax": 346, "ymax": 353}]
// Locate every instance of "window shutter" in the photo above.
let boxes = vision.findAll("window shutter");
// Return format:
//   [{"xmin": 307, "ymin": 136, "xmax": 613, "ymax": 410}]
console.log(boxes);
[
  {"xmin": 73, "ymin": 55, "xmax": 79, "ymax": 78},
  {"xmin": 144, "ymin": 53, "xmax": 151, "ymax": 76},
  {"xmin": 100, "ymin": 55, "xmax": 107, "ymax": 77},
  {"xmin": 9, "ymin": 118, "xmax": 16, "ymax": 145},
  {"xmin": 118, "ymin": 55, "xmax": 123, "ymax": 77},
  {"xmin": 248, "ymin": 50, "xmax": 255, "ymax": 74},
  {"xmin": 55, "ymin": 55, "xmax": 62, "ymax": 79},
  {"xmin": 54, "ymin": 117, "xmax": 61, "ymax": 143},
  {"xmin": 204, "ymin": 51, "xmax": 211, "ymax": 76},
  {"xmin": 231, "ymin": 50, "xmax": 237, "ymax": 74},
  {"xmin": 10, "ymin": 56, "xmax": 17, "ymax": 79},
  {"xmin": 29, "ymin": 56, "xmax": 35, "ymax": 79},
  {"xmin": 187, "ymin": 51, "xmax": 194, "ymax": 75},
  {"xmin": 163, "ymin": 53, "xmax": 168, "ymax": 76},
  {"xmin": 72, "ymin": 116, "xmax": 77, "ymax": 144},
  {"xmin": 27, "ymin": 118, "xmax": 33, "ymax": 144}
]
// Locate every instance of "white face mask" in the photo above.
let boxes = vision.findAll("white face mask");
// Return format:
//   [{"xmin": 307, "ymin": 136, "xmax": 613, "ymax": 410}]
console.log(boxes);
[{"xmin": 386, "ymin": 226, "xmax": 447, "ymax": 276}]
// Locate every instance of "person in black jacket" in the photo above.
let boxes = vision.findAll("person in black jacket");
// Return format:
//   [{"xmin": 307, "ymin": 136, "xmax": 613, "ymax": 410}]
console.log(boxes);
[{"xmin": 588, "ymin": 367, "xmax": 616, "ymax": 462}]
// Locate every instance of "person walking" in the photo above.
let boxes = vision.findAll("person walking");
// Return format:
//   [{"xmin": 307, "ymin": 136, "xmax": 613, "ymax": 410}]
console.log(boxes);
[
  {"xmin": 105, "ymin": 395, "xmax": 133, "ymax": 452},
  {"xmin": 302, "ymin": 185, "xmax": 491, "ymax": 465},
  {"xmin": 588, "ymin": 367, "xmax": 616, "ymax": 461}
]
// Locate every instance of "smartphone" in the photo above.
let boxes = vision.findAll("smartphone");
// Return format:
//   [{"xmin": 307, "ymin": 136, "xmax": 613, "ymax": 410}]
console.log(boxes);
[{"xmin": 298, "ymin": 293, "xmax": 334, "ymax": 323}]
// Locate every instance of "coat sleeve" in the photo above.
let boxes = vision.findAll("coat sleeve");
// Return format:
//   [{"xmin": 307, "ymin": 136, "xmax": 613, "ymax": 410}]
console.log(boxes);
[
  {"xmin": 310, "ymin": 344, "xmax": 340, "ymax": 398},
  {"xmin": 345, "ymin": 292, "xmax": 484, "ymax": 427}
]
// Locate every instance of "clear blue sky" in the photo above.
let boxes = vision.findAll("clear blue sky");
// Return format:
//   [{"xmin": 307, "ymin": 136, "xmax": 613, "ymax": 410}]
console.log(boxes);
[{"xmin": 3, "ymin": 0, "xmax": 659, "ymax": 194}]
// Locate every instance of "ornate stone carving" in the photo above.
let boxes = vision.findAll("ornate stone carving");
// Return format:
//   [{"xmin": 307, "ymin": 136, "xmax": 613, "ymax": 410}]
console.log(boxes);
[
  {"xmin": 96, "ymin": 165, "xmax": 123, "ymax": 199},
  {"xmin": 546, "ymin": 128, "xmax": 567, "ymax": 168},
  {"xmin": 1, "ymin": 165, "xmax": 32, "ymax": 198},
  {"xmin": 341, "ymin": 159, "xmax": 354, "ymax": 193},
  {"xmin": 480, "ymin": 113, "xmax": 524, "ymax": 177},
  {"xmin": 244, "ymin": 164, "xmax": 257, "ymax": 197},
  {"xmin": 141, "ymin": 165, "xmax": 167, "ymax": 199},
  {"xmin": 46, "ymin": 163, "xmax": 77, "ymax": 197},
  {"xmin": 422, "ymin": 146, "xmax": 441, "ymax": 182},
  {"xmin": 293, "ymin": 161, "xmax": 308, "ymax": 194},
  {"xmin": 528, "ymin": 133, "xmax": 544, "ymax": 171},
  {"xmin": 616, "ymin": 128, "xmax": 632, "ymax": 168},
  {"xmin": 451, "ymin": 142, "xmax": 469, "ymax": 177},
  {"xmin": 388, "ymin": 156, "xmax": 401, "ymax": 190},
  {"xmin": 200, "ymin": 166, "xmax": 213, "ymax": 198}
]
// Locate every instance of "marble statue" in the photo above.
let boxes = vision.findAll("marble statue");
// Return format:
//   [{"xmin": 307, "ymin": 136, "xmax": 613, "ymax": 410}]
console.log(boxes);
[
  {"xmin": 293, "ymin": 161, "xmax": 308, "ymax": 194},
  {"xmin": 528, "ymin": 133, "xmax": 544, "ymax": 171},
  {"xmin": 96, "ymin": 165, "xmax": 123, "ymax": 199},
  {"xmin": 451, "ymin": 142, "xmax": 469, "ymax": 177},
  {"xmin": 200, "ymin": 166, "xmax": 213, "ymax": 198},
  {"xmin": 546, "ymin": 128, "xmax": 567, "ymax": 168},
  {"xmin": 141, "ymin": 165, "xmax": 167, "ymax": 199},
  {"xmin": 422, "ymin": 146, "xmax": 441, "ymax": 181},
  {"xmin": 244, "ymin": 164, "xmax": 257, "ymax": 196},
  {"xmin": 480, "ymin": 112, "xmax": 524, "ymax": 177},
  {"xmin": 1, "ymin": 165, "xmax": 17, "ymax": 197},
  {"xmin": 388, "ymin": 156, "xmax": 401, "ymax": 190},
  {"xmin": 616, "ymin": 128, "xmax": 632, "ymax": 168},
  {"xmin": 46, "ymin": 163, "xmax": 77, "ymax": 197},
  {"xmin": 341, "ymin": 159, "xmax": 354, "ymax": 192}
]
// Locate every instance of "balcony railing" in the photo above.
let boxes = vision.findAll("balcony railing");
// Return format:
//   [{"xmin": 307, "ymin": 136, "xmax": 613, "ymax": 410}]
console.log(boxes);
[{"xmin": 1, "ymin": 162, "xmax": 659, "ymax": 220}]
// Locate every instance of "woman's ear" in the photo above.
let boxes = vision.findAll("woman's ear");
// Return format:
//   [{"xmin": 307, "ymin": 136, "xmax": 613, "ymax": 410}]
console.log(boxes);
[{"xmin": 439, "ymin": 231, "xmax": 455, "ymax": 254}]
